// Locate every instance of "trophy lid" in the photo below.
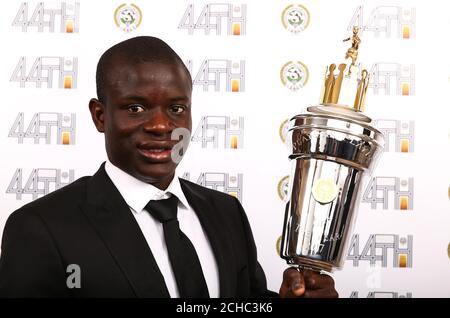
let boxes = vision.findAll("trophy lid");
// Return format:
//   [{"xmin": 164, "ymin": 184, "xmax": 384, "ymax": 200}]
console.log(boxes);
[
  {"xmin": 319, "ymin": 26, "xmax": 370, "ymax": 113},
  {"xmin": 306, "ymin": 105, "xmax": 371, "ymax": 123}
]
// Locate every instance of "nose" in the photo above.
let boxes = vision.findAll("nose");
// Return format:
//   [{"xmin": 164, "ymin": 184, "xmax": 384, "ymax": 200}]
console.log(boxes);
[{"xmin": 142, "ymin": 107, "xmax": 174, "ymax": 137}]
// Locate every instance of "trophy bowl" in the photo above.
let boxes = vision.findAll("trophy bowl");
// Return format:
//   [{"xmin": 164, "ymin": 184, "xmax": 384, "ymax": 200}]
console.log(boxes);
[{"xmin": 280, "ymin": 106, "xmax": 384, "ymax": 272}]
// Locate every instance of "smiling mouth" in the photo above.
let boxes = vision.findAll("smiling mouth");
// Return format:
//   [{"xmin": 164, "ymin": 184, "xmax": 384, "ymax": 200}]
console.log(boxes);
[{"xmin": 137, "ymin": 146, "xmax": 174, "ymax": 162}]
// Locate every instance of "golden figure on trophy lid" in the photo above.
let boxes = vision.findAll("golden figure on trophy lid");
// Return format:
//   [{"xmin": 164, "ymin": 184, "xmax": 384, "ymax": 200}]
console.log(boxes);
[
  {"xmin": 320, "ymin": 26, "xmax": 370, "ymax": 112},
  {"xmin": 343, "ymin": 26, "xmax": 361, "ymax": 71}
]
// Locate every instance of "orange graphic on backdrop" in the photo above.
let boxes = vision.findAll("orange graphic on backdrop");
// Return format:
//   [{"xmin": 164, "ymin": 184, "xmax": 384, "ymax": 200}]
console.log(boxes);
[
  {"xmin": 231, "ymin": 79, "xmax": 240, "ymax": 92},
  {"xmin": 399, "ymin": 196, "xmax": 408, "ymax": 210}
]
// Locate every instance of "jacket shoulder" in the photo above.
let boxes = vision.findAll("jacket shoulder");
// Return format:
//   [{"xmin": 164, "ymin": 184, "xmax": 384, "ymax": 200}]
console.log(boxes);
[{"xmin": 9, "ymin": 176, "xmax": 90, "ymax": 220}]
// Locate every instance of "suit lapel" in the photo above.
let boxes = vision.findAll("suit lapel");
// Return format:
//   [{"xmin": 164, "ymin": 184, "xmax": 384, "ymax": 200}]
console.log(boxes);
[
  {"xmin": 179, "ymin": 179, "xmax": 237, "ymax": 298},
  {"xmin": 80, "ymin": 164, "xmax": 170, "ymax": 298}
]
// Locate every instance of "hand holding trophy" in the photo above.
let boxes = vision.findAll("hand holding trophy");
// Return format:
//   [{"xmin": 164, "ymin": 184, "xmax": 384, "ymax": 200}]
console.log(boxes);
[{"xmin": 279, "ymin": 27, "xmax": 385, "ymax": 297}]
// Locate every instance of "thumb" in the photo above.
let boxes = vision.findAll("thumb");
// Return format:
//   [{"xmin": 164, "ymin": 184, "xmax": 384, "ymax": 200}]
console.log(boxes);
[{"xmin": 280, "ymin": 267, "xmax": 305, "ymax": 297}]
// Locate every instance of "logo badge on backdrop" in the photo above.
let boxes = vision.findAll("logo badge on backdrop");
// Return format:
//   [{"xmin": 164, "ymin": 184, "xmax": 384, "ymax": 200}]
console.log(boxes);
[
  {"xmin": 362, "ymin": 177, "xmax": 414, "ymax": 210},
  {"xmin": 374, "ymin": 119, "xmax": 414, "ymax": 153},
  {"xmin": 276, "ymin": 236, "xmax": 282, "ymax": 256},
  {"xmin": 280, "ymin": 61, "xmax": 309, "ymax": 91},
  {"xmin": 182, "ymin": 172, "xmax": 243, "ymax": 201},
  {"xmin": 368, "ymin": 63, "xmax": 414, "ymax": 95},
  {"xmin": 348, "ymin": 6, "xmax": 415, "ymax": 39},
  {"xmin": 350, "ymin": 291, "xmax": 412, "ymax": 298},
  {"xmin": 448, "ymin": 242, "xmax": 450, "ymax": 260},
  {"xmin": 10, "ymin": 57, "xmax": 78, "ymax": 89},
  {"xmin": 282, "ymin": 4, "xmax": 310, "ymax": 33},
  {"xmin": 187, "ymin": 59, "xmax": 245, "ymax": 92},
  {"xmin": 114, "ymin": 3, "xmax": 142, "ymax": 33},
  {"xmin": 191, "ymin": 116, "xmax": 244, "ymax": 149},
  {"xmin": 9, "ymin": 112, "xmax": 76, "ymax": 145},
  {"xmin": 6, "ymin": 168, "xmax": 75, "ymax": 200},
  {"xmin": 12, "ymin": 2, "xmax": 80, "ymax": 33},
  {"xmin": 179, "ymin": 3, "xmax": 246, "ymax": 36},
  {"xmin": 347, "ymin": 234, "xmax": 413, "ymax": 268},
  {"xmin": 277, "ymin": 175, "xmax": 289, "ymax": 202},
  {"xmin": 279, "ymin": 119, "xmax": 289, "ymax": 144}
]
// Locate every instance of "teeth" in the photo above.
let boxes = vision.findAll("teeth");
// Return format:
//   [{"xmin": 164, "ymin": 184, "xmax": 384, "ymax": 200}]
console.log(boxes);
[{"xmin": 148, "ymin": 149, "xmax": 166, "ymax": 153}]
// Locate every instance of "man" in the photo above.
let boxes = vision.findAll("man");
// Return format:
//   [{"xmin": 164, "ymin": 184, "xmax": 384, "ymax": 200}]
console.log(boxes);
[{"xmin": 0, "ymin": 36, "xmax": 338, "ymax": 298}]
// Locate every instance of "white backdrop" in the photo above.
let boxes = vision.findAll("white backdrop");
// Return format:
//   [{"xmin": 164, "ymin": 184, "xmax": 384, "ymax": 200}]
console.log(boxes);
[{"xmin": 0, "ymin": 0, "xmax": 449, "ymax": 298}]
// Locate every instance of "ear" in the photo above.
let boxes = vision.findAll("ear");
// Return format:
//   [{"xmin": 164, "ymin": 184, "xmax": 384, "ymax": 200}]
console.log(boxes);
[{"xmin": 89, "ymin": 98, "xmax": 106, "ymax": 133}]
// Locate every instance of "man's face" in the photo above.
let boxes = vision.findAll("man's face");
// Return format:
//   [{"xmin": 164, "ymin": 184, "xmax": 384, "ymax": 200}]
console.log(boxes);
[{"xmin": 90, "ymin": 60, "xmax": 192, "ymax": 189}]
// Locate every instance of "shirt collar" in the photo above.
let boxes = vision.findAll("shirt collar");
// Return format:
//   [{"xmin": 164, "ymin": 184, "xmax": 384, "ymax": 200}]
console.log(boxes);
[{"xmin": 104, "ymin": 160, "xmax": 190, "ymax": 214}]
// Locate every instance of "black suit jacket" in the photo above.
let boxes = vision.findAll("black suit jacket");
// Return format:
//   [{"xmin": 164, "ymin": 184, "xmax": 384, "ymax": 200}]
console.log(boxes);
[{"xmin": 0, "ymin": 164, "xmax": 276, "ymax": 298}]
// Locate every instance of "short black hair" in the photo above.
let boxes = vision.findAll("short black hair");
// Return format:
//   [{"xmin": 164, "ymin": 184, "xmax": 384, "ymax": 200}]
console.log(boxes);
[{"xmin": 95, "ymin": 36, "xmax": 191, "ymax": 103}]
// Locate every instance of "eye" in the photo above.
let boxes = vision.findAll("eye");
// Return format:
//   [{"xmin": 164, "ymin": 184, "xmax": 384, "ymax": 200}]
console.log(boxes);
[
  {"xmin": 127, "ymin": 104, "xmax": 145, "ymax": 113},
  {"xmin": 170, "ymin": 105, "xmax": 187, "ymax": 114}
]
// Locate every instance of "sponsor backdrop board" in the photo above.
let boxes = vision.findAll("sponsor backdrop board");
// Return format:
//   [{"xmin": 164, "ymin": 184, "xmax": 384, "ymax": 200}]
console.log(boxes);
[{"xmin": 0, "ymin": 0, "xmax": 449, "ymax": 297}]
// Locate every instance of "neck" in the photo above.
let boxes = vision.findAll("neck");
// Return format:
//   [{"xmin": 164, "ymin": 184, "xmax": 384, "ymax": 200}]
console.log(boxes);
[{"xmin": 149, "ymin": 173, "xmax": 175, "ymax": 190}]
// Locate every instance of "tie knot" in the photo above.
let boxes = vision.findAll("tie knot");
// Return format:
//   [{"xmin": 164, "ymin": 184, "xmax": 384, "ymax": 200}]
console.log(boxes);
[{"xmin": 145, "ymin": 195, "xmax": 179, "ymax": 223}]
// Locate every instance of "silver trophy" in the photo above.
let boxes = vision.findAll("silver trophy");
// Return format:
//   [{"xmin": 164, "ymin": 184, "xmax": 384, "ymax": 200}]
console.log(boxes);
[{"xmin": 280, "ymin": 27, "xmax": 385, "ymax": 272}]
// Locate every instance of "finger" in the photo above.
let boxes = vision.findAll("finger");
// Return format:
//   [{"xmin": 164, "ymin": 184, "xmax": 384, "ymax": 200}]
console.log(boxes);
[
  {"xmin": 301, "ymin": 270, "xmax": 338, "ymax": 298},
  {"xmin": 303, "ymin": 269, "xmax": 335, "ymax": 290},
  {"xmin": 289, "ymin": 268, "xmax": 306, "ymax": 297},
  {"xmin": 303, "ymin": 287, "xmax": 339, "ymax": 298},
  {"xmin": 279, "ymin": 268, "xmax": 291, "ymax": 297},
  {"xmin": 279, "ymin": 267, "xmax": 305, "ymax": 298}
]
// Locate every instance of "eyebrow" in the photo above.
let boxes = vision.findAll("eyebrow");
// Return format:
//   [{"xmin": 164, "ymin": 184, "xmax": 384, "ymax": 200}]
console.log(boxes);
[
  {"xmin": 169, "ymin": 96, "xmax": 191, "ymax": 104},
  {"xmin": 119, "ymin": 95, "xmax": 191, "ymax": 104},
  {"xmin": 119, "ymin": 95, "xmax": 148, "ymax": 103}
]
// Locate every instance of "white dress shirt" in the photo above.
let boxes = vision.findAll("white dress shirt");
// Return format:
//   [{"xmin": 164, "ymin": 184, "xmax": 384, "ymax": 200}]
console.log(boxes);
[{"xmin": 105, "ymin": 160, "xmax": 220, "ymax": 297}]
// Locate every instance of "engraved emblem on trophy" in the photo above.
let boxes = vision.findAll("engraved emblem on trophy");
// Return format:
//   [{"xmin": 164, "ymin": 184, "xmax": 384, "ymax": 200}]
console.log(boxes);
[{"xmin": 280, "ymin": 27, "xmax": 385, "ymax": 272}]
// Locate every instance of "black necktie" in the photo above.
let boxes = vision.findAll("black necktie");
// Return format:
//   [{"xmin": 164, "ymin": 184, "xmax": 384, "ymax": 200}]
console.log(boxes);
[{"xmin": 145, "ymin": 195, "xmax": 210, "ymax": 298}]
